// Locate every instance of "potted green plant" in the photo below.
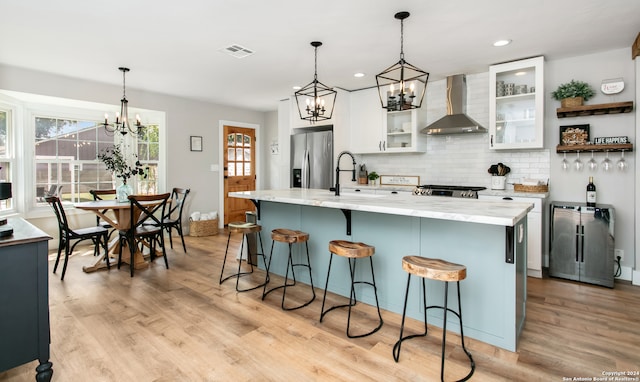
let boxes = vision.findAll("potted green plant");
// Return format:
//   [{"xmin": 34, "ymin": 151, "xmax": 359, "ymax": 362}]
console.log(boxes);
[
  {"xmin": 367, "ymin": 171, "xmax": 379, "ymax": 186},
  {"xmin": 98, "ymin": 143, "xmax": 147, "ymax": 202},
  {"xmin": 551, "ymin": 80, "xmax": 595, "ymax": 108}
]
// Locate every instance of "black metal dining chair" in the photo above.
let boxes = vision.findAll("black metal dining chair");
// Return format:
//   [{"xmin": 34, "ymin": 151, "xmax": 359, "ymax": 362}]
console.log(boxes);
[
  {"xmin": 89, "ymin": 189, "xmax": 118, "ymax": 241},
  {"xmin": 161, "ymin": 188, "xmax": 190, "ymax": 252},
  {"xmin": 117, "ymin": 193, "xmax": 171, "ymax": 277},
  {"xmin": 46, "ymin": 196, "xmax": 109, "ymax": 281}
]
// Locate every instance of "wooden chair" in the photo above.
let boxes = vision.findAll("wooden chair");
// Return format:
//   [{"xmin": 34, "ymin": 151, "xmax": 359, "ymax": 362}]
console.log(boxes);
[
  {"xmin": 161, "ymin": 188, "xmax": 190, "ymax": 252},
  {"xmin": 89, "ymin": 189, "xmax": 118, "ymax": 240},
  {"xmin": 45, "ymin": 196, "xmax": 109, "ymax": 281},
  {"xmin": 117, "ymin": 193, "xmax": 170, "ymax": 277}
]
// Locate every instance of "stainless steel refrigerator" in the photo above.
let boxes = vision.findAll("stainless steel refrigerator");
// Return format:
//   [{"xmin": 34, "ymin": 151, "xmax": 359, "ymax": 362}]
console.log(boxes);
[
  {"xmin": 549, "ymin": 202, "xmax": 615, "ymax": 288},
  {"xmin": 291, "ymin": 127, "xmax": 333, "ymax": 189}
]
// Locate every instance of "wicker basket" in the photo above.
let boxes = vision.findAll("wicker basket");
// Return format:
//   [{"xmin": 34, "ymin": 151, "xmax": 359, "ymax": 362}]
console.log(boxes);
[
  {"xmin": 514, "ymin": 184, "xmax": 549, "ymax": 193},
  {"xmin": 189, "ymin": 218, "xmax": 219, "ymax": 237},
  {"xmin": 560, "ymin": 97, "xmax": 583, "ymax": 108}
]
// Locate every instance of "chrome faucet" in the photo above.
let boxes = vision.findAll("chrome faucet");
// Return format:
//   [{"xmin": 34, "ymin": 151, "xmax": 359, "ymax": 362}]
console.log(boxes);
[{"xmin": 332, "ymin": 150, "xmax": 356, "ymax": 196}]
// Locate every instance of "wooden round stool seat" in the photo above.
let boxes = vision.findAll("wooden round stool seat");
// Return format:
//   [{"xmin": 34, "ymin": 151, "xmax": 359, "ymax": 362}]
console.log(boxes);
[
  {"xmin": 328, "ymin": 240, "xmax": 375, "ymax": 258},
  {"xmin": 219, "ymin": 221, "xmax": 266, "ymax": 292},
  {"xmin": 401, "ymin": 256, "xmax": 466, "ymax": 282},
  {"xmin": 393, "ymin": 255, "xmax": 475, "ymax": 381},
  {"xmin": 271, "ymin": 228, "xmax": 309, "ymax": 244},
  {"xmin": 262, "ymin": 228, "xmax": 315, "ymax": 310},
  {"xmin": 321, "ymin": 240, "xmax": 382, "ymax": 338},
  {"xmin": 228, "ymin": 221, "xmax": 262, "ymax": 235}
]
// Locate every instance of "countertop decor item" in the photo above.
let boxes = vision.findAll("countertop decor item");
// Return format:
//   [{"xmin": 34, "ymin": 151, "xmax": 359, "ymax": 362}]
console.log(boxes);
[
  {"xmin": 101, "ymin": 67, "xmax": 146, "ymax": 137},
  {"xmin": 368, "ymin": 171, "xmax": 379, "ymax": 186},
  {"xmin": 487, "ymin": 163, "xmax": 510, "ymax": 176},
  {"xmin": 375, "ymin": 11, "xmax": 429, "ymax": 111},
  {"xmin": 294, "ymin": 41, "xmax": 336, "ymax": 123},
  {"xmin": 97, "ymin": 143, "xmax": 148, "ymax": 202},
  {"xmin": 551, "ymin": 79, "xmax": 595, "ymax": 108}
]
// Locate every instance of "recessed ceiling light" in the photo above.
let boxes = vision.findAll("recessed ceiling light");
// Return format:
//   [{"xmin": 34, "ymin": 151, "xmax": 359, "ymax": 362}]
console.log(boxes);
[
  {"xmin": 292, "ymin": 86, "xmax": 301, "ymax": 90},
  {"xmin": 354, "ymin": 72, "xmax": 365, "ymax": 78},
  {"xmin": 493, "ymin": 39, "xmax": 512, "ymax": 47},
  {"xmin": 515, "ymin": 71, "xmax": 527, "ymax": 76}
]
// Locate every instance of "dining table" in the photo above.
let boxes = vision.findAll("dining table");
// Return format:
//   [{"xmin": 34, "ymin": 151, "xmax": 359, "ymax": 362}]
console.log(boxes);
[{"xmin": 74, "ymin": 198, "xmax": 167, "ymax": 273}]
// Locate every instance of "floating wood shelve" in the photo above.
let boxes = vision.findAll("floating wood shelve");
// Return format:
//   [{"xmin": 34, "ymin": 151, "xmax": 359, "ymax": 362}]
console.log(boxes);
[
  {"xmin": 556, "ymin": 143, "xmax": 633, "ymax": 153},
  {"xmin": 556, "ymin": 101, "xmax": 634, "ymax": 118}
]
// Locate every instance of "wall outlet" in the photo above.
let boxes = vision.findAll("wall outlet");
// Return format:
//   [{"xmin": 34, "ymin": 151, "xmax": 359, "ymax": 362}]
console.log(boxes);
[{"xmin": 614, "ymin": 249, "xmax": 624, "ymax": 261}]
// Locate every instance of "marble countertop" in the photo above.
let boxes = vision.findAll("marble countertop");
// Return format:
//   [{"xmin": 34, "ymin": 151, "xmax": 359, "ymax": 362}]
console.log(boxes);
[{"xmin": 230, "ymin": 188, "xmax": 533, "ymax": 226}]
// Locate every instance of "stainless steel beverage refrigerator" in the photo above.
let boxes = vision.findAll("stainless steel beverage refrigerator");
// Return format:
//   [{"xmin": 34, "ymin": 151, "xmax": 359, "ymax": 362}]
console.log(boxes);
[
  {"xmin": 549, "ymin": 202, "xmax": 615, "ymax": 288},
  {"xmin": 290, "ymin": 126, "xmax": 333, "ymax": 189}
]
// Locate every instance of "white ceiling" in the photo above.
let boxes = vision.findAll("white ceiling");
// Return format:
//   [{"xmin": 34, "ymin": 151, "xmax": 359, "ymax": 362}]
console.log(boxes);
[{"xmin": 1, "ymin": 0, "xmax": 639, "ymax": 112}]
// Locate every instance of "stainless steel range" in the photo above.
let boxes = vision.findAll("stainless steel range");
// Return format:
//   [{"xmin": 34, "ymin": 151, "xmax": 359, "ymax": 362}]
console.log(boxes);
[{"xmin": 413, "ymin": 185, "xmax": 487, "ymax": 199}]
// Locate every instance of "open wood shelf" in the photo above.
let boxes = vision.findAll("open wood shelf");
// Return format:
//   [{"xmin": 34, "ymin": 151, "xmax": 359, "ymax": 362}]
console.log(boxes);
[
  {"xmin": 556, "ymin": 101, "xmax": 634, "ymax": 118},
  {"xmin": 556, "ymin": 143, "xmax": 633, "ymax": 153}
]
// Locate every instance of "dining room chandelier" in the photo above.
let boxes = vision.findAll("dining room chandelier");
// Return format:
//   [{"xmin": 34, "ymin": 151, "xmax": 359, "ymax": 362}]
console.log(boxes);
[
  {"xmin": 376, "ymin": 11, "xmax": 429, "ymax": 112},
  {"xmin": 294, "ymin": 41, "xmax": 337, "ymax": 123},
  {"xmin": 102, "ymin": 67, "xmax": 145, "ymax": 136}
]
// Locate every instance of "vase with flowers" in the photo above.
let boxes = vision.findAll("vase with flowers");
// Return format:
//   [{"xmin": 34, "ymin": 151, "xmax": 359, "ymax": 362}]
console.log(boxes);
[{"xmin": 98, "ymin": 143, "xmax": 147, "ymax": 202}]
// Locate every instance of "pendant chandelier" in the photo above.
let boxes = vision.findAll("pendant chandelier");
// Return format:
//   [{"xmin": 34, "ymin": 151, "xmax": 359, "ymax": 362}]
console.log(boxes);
[
  {"xmin": 376, "ymin": 11, "xmax": 429, "ymax": 111},
  {"xmin": 102, "ymin": 67, "xmax": 145, "ymax": 136},
  {"xmin": 295, "ymin": 41, "xmax": 337, "ymax": 123}
]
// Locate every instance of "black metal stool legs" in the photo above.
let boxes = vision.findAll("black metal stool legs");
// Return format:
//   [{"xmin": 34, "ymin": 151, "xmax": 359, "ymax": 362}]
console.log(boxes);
[
  {"xmin": 393, "ymin": 278, "xmax": 475, "ymax": 382},
  {"xmin": 393, "ymin": 274, "xmax": 428, "ymax": 362},
  {"xmin": 262, "ymin": 241, "xmax": 315, "ymax": 310},
  {"xmin": 320, "ymin": 254, "xmax": 383, "ymax": 338},
  {"xmin": 219, "ymin": 230, "xmax": 268, "ymax": 292}
]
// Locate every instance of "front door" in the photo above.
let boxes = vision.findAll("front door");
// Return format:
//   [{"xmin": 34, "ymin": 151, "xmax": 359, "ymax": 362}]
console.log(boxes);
[{"xmin": 223, "ymin": 125, "xmax": 256, "ymax": 225}]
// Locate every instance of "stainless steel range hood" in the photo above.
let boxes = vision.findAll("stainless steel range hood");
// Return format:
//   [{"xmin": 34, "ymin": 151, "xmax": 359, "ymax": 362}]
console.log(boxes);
[{"xmin": 421, "ymin": 74, "xmax": 486, "ymax": 135}]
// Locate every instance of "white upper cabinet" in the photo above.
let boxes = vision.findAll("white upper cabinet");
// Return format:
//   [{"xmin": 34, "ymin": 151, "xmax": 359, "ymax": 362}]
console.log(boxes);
[
  {"xmin": 350, "ymin": 87, "xmax": 383, "ymax": 153},
  {"xmin": 489, "ymin": 56, "xmax": 544, "ymax": 149},
  {"xmin": 350, "ymin": 87, "xmax": 426, "ymax": 154}
]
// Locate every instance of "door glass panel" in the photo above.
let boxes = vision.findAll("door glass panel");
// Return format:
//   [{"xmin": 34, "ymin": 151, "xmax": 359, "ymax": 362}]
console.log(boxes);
[
  {"xmin": 236, "ymin": 148, "xmax": 243, "ymax": 161},
  {"xmin": 244, "ymin": 134, "xmax": 251, "ymax": 146},
  {"xmin": 228, "ymin": 164, "xmax": 235, "ymax": 177},
  {"xmin": 244, "ymin": 163, "xmax": 251, "ymax": 176},
  {"xmin": 227, "ymin": 133, "xmax": 235, "ymax": 146},
  {"xmin": 227, "ymin": 148, "xmax": 235, "ymax": 161},
  {"xmin": 236, "ymin": 163, "xmax": 242, "ymax": 175}
]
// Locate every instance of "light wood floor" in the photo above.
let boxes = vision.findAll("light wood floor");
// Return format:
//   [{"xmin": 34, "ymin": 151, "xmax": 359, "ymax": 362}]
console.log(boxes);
[{"xmin": 1, "ymin": 231, "xmax": 639, "ymax": 381}]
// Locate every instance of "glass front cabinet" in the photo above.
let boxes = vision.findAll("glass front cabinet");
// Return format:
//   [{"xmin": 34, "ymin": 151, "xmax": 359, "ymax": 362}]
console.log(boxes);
[{"xmin": 489, "ymin": 56, "xmax": 544, "ymax": 149}]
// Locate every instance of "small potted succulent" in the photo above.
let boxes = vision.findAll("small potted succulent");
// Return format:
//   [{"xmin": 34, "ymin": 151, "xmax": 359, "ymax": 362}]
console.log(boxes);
[
  {"xmin": 551, "ymin": 80, "xmax": 595, "ymax": 108},
  {"xmin": 367, "ymin": 171, "xmax": 379, "ymax": 186}
]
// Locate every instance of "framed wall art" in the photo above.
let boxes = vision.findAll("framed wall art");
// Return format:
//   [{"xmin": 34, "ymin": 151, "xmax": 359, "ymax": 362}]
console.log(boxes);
[
  {"xmin": 190, "ymin": 136, "xmax": 203, "ymax": 152},
  {"xmin": 559, "ymin": 124, "xmax": 589, "ymax": 145}
]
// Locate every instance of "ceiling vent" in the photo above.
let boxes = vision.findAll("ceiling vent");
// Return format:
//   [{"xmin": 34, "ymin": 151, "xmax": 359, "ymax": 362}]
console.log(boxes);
[{"xmin": 220, "ymin": 44, "xmax": 254, "ymax": 59}]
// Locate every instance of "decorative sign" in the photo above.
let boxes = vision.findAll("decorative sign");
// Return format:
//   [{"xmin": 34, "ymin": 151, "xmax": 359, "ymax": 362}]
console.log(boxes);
[
  {"xmin": 593, "ymin": 136, "xmax": 629, "ymax": 145},
  {"xmin": 601, "ymin": 78, "xmax": 624, "ymax": 94},
  {"xmin": 380, "ymin": 175, "xmax": 420, "ymax": 187},
  {"xmin": 559, "ymin": 124, "xmax": 589, "ymax": 145}
]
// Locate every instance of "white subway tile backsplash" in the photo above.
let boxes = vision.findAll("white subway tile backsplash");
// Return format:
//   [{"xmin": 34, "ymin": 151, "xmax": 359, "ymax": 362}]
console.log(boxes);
[{"xmin": 358, "ymin": 73, "xmax": 550, "ymax": 189}]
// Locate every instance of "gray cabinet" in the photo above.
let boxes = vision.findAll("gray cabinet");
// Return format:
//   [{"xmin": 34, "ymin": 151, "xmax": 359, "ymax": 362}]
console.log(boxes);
[{"xmin": 0, "ymin": 218, "xmax": 53, "ymax": 381}]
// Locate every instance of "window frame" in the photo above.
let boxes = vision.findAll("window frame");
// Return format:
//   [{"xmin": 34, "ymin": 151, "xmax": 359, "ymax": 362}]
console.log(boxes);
[{"xmin": 0, "ymin": 89, "xmax": 166, "ymax": 218}]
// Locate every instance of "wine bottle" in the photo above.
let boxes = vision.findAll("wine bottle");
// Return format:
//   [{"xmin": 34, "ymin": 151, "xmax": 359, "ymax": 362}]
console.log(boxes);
[{"xmin": 586, "ymin": 176, "xmax": 596, "ymax": 207}]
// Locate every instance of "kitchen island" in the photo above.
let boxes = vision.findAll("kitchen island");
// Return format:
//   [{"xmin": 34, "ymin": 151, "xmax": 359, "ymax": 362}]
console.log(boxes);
[{"xmin": 229, "ymin": 188, "xmax": 533, "ymax": 352}]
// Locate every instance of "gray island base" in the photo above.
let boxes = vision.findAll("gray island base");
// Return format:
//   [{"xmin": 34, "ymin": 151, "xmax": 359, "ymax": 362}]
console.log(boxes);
[{"xmin": 230, "ymin": 189, "xmax": 532, "ymax": 352}]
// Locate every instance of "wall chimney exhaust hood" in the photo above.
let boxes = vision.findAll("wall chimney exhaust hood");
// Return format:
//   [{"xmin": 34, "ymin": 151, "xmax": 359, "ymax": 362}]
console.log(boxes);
[{"xmin": 421, "ymin": 74, "xmax": 487, "ymax": 135}]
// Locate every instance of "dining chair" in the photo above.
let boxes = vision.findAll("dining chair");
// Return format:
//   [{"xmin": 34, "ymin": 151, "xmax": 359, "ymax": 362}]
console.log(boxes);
[
  {"xmin": 161, "ymin": 188, "xmax": 190, "ymax": 252},
  {"xmin": 89, "ymin": 189, "xmax": 118, "ymax": 241},
  {"xmin": 118, "ymin": 193, "xmax": 171, "ymax": 277},
  {"xmin": 45, "ymin": 196, "xmax": 110, "ymax": 281}
]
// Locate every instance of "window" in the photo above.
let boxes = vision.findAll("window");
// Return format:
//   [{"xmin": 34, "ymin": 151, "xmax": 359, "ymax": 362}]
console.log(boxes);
[
  {"xmin": 0, "ymin": 108, "xmax": 12, "ymax": 212},
  {"xmin": 35, "ymin": 117, "xmax": 115, "ymax": 203},
  {"xmin": 136, "ymin": 125, "xmax": 160, "ymax": 194},
  {"xmin": 0, "ymin": 89, "xmax": 166, "ymax": 215}
]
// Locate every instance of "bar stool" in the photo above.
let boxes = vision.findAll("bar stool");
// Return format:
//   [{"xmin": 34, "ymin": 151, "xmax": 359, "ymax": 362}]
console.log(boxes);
[
  {"xmin": 219, "ymin": 221, "xmax": 268, "ymax": 292},
  {"xmin": 393, "ymin": 256, "xmax": 475, "ymax": 382},
  {"xmin": 320, "ymin": 240, "xmax": 383, "ymax": 338},
  {"xmin": 261, "ymin": 228, "xmax": 315, "ymax": 310}
]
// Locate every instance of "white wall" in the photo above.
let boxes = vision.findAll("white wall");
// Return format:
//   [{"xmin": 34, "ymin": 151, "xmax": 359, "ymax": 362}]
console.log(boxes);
[
  {"xmin": 545, "ymin": 48, "xmax": 636, "ymax": 274},
  {"xmin": 0, "ymin": 64, "xmax": 267, "ymax": 239}
]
